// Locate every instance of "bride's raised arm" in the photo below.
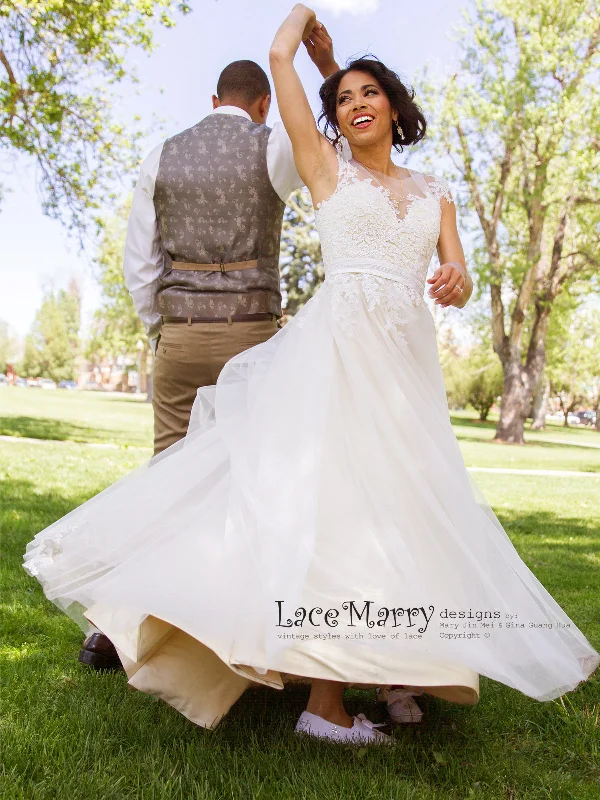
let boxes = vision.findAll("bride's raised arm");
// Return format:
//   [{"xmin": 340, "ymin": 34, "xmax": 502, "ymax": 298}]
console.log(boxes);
[{"xmin": 269, "ymin": 4, "xmax": 338, "ymax": 201}]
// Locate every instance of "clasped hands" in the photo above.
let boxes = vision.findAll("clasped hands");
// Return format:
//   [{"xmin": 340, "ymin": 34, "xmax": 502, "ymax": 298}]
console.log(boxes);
[
  {"xmin": 427, "ymin": 262, "xmax": 470, "ymax": 309},
  {"xmin": 300, "ymin": 9, "xmax": 335, "ymax": 73}
]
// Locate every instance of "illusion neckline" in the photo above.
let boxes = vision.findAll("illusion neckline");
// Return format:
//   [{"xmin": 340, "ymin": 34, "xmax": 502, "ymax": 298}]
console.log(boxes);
[
  {"xmin": 348, "ymin": 158, "xmax": 414, "ymax": 184},
  {"xmin": 314, "ymin": 156, "xmax": 435, "ymax": 224}
]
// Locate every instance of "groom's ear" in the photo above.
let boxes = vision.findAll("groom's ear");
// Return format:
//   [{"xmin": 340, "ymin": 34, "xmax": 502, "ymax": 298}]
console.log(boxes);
[
  {"xmin": 211, "ymin": 94, "xmax": 220, "ymax": 110},
  {"xmin": 259, "ymin": 93, "xmax": 271, "ymax": 122}
]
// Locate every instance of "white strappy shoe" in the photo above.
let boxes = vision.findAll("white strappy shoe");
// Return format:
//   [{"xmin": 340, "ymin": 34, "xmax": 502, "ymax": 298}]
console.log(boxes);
[
  {"xmin": 377, "ymin": 686, "xmax": 424, "ymax": 724},
  {"xmin": 294, "ymin": 710, "xmax": 393, "ymax": 745}
]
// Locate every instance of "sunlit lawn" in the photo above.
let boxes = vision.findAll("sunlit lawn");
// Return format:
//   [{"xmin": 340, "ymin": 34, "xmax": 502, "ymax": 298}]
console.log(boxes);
[
  {"xmin": 451, "ymin": 409, "xmax": 600, "ymax": 446},
  {"xmin": 1, "ymin": 388, "xmax": 599, "ymax": 799},
  {"xmin": 0, "ymin": 387, "xmax": 153, "ymax": 448},
  {"xmin": 450, "ymin": 414, "xmax": 600, "ymax": 474}
]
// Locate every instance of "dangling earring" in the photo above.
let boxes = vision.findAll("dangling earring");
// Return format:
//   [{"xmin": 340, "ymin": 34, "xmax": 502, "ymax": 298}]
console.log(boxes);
[
  {"xmin": 395, "ymin": 119, "xmax": 404, "ymax": 138},
  {"xmin": 336, "ymin": 135, "xmax": 352, "ymax": 160}
]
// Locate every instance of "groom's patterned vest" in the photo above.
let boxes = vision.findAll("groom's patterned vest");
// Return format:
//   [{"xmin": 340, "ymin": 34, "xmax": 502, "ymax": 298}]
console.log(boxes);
[{"xmin": 153, "ymin": 114, "xmax": 286, "ymax": 318}]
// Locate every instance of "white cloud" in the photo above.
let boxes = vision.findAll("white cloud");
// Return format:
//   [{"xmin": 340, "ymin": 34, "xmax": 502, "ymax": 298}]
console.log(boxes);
[{"xmin": 312, "ymin": 0, "xmax": 380, "ymax": 16}]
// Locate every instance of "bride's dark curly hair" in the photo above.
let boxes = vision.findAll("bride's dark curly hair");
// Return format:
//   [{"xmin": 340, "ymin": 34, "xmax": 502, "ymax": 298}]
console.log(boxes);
[{"xmin": 317, "ymin": 55, "xmax": 427, "ymax": 153}]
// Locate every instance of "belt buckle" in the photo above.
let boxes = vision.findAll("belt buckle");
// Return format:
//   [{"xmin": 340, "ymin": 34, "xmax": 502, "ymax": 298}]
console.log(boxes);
[{"xmin": 219, "ymin": 257, "xmax": 225, "ymax": 274}]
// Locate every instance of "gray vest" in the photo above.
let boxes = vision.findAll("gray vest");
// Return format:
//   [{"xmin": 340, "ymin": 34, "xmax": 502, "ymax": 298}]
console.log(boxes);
[{"xmin": 153, "ymin": 114, "xmax": 286, "ymax": 318}]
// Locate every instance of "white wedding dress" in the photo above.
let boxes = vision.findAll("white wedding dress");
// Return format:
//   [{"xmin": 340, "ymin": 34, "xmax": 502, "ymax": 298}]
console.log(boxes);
[{"xmin": 23, "ymin": 153, "xmax": 599, "ymax": 729}]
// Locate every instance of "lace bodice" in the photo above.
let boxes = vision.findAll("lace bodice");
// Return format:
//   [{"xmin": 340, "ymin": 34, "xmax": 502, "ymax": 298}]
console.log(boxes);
[{"xmin": 313, "ymin": 154, "xmax": 453, "ymax": 336}]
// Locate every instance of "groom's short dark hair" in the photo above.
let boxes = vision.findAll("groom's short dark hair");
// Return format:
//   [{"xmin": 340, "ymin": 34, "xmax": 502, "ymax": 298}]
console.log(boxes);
[{"xmin": 216, "ymin": 60, "xmax": 271, "ymax": 105}]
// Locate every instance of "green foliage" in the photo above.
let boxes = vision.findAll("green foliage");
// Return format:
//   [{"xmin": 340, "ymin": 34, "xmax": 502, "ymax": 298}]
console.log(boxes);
[
  {"xmin": 0, "ymin": 319, "xmax": 20, "ymax": 372},
  {"xmin": 443, "ymin": 356, "xmax": 471, "ymax": 410},
  {"xmin": 280, "ymin": 189, "xmax": 324, "ymax": 316},
  {"xmin": 547, "ymin": 306, "xmax": 600, "ymax": 423},
  {"xmin": 438, "ymin": 326, "xmax": 471, "ymax": 410},
  {"xmin": 442, "ymin": 343, "xmax": 504, "ymax": 419},
  {"xmin": 20, "ymin": 280, "xmax": 81, "ymax": 381},
  {"xmin": 0, "ymin": 0, "xmax": 191, "ymax": 234},
  {"xmin": 467, "ymin": 359, "xmax": 504, "ymax": 421},
  {"xmin": 85, "ymin": 200, "xmax": 147, "ymax": 362},
  {"xmin": 417, "ymin": 0, "xmax": 600, "ymax": 442}
]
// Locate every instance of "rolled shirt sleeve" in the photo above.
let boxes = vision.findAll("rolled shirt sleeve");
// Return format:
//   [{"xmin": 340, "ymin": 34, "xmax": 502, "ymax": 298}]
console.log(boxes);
[
  {"xmin": 123, "ymin": 142, "xmax": 165, "ymax": 347},
  {"xmin": 266, "ymin": 121, "xmax": 306, "ymax": 203}
]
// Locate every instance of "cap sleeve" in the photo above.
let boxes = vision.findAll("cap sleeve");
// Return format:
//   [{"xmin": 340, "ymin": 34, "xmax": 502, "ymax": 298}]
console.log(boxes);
[{"xmin": 425, "ymin": 174, "xmax": 454, "ymax": 204}]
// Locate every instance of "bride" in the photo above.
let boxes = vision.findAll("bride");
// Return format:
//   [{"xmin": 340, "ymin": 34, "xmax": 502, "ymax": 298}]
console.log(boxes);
[{"xmin": 23, "ymin": 4, "xmax": 599, "ymax": 746}]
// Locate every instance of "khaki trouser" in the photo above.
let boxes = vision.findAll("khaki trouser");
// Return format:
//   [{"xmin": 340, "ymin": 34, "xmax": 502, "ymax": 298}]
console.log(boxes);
[{"xmin": 152, "ymin": 317, "xmax": 279, "ymax": 456}]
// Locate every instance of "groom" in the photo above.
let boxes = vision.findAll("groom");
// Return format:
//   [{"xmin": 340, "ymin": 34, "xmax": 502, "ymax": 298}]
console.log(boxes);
[{"xmin": 79, "ymin": 39, "xmax": 340, "ymax": 670}]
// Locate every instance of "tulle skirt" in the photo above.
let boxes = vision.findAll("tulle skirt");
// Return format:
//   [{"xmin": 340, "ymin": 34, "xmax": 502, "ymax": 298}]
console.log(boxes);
[{"xmin": 23, "ymin": 270, "xmax": 599, "ymax": 728}]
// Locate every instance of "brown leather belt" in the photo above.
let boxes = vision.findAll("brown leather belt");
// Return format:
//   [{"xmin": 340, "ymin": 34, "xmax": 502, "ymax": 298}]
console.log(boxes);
[
  {"xmin": 171, "ymin": 259, "xmax": 258, "ymax": 273},
  {"xmin": 162, "ymin": 312, "xmax": 278, "ymax": 324}
]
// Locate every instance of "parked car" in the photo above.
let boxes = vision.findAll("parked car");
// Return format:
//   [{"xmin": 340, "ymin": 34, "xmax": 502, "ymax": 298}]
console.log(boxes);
[
  {"xmin": 576, "ymin": 410, "xmax": 597, "ymax": 427},
  {"xmin": 37, "ymin": 378, "xmax": 57, "ymax": 390},
  {"xmin": 546, "ymin": 411, "xmax": 581, "ymax": 424},
  {"xmin": 13, "ymin": 377, "xmax": 28, "ymax": 387},
  {"xmin": 58, "ymin": 380, "xmax": 78, "ymax": 390},
  {"xmin": 0, "ymin": 374, "xmax": 8, "ymax": 386}
]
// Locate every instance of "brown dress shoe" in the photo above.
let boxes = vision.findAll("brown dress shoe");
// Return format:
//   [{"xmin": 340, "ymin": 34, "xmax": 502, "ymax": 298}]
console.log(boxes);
[{"xmin": 78, "ymin": 632, "xmax": 124, "ymax": 672}]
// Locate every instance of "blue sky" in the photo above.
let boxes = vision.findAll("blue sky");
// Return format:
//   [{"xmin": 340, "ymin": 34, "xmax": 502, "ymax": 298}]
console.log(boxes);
[{"xmin": 0, "ymin": 0, "xmax": 469, "ymax": 339}]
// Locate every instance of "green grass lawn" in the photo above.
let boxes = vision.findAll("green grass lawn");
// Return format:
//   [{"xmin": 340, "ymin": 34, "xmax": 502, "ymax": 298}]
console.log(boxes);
[
  {"xmin": 451, "ymin": 410, "xmax": 600, "ymax": 446},
  {"xmin": 1, "ymin": 391, "xmax": 599, "ymax": 799},
  {"xmin": 451, "ymin": 417, "xmax": 600, "ymax": 474},
  {"xmin": 0, "ymin": 387, "xmax": 153, "ymax": 448}
]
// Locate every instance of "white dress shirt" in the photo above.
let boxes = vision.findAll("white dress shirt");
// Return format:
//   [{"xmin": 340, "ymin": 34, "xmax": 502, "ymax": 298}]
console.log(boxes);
[{"xmin": 123, "ymin": 106, "xmax": 305, "ymax": 347}]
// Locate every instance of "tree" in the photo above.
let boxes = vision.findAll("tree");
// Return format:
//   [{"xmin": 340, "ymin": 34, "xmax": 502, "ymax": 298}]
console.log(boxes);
[
  {"xmin": 530, "ymin": 288, "xmax": 582, "ymax": 428},
  {"xmin": 547, "ymin": 307, "xmax": 600, "ymax": 427},
  {"xmin": 467, "ymin": 360, "xmax": 504, "ymax": 421},
  {"xmin": 21, "ymin": 281, "xmax": 81, "ymax": 381},
  {"xmin": 438, "ymin": 324, "xmax": 471, "ymax": 410},
  {"xmin": 0, "ymin": 319, "xmax": 19, "ymax": 373},
  {"xmin": 86, "ymin": 200, "xmax": 148, "ymax": 362},
  {"xmin": 1, "ymin": 0, "xmax": 191, "ymax": 234},
  {"xmin": 530, "ymin": 375, "xmax": 550, "ymax": 430},
  {"xmin": 419, "ymin": 0, "xmax": 600, "ymax": 443},
  {"xmin": 442, "ymin": 356, "xmax": 472, "ymax": 411},
  {"xmin": 441, "ymin": 337, "xmax": 504, "ymax": 420},
  {"xmin": 279, "ymin": 189, "xmax": 324, "ymax": 317}
]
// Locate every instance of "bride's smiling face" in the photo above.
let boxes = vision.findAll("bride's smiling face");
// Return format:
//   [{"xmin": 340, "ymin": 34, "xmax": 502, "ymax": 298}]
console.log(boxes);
[{"xmin": 336, "ymin": 70, "xmax": 395, "ymax": 148}]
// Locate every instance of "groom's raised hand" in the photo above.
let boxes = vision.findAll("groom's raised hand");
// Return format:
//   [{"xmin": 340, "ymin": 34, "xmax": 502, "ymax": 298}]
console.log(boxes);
[{"xmin": 303, "ymin": 22, "xmax": 340, "ymax": 78}]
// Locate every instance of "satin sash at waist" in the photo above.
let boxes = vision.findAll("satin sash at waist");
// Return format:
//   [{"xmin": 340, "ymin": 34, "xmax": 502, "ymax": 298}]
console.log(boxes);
[{"xmin": 324, "ymin": 257, "xmax": 424, "ymax": 295}]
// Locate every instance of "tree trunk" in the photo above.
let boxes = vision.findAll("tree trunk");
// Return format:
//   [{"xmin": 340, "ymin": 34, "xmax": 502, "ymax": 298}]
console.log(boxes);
[
  {"xmin": 556, "ymin": 396, "xmax": 569, "ymax": 427},
  {"xmin": 494, "ymin": 362, "xmax": 531, "ymax": 444},
  {"xmin": 531, "ymin": 375, "xmax": 550, "ymax": 430}
]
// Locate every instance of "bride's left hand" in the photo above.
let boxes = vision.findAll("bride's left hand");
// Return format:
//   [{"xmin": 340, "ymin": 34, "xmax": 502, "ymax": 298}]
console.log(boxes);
[{"xmin": 427, "ymin": 262, "xmax": 470, "ymax": 308}]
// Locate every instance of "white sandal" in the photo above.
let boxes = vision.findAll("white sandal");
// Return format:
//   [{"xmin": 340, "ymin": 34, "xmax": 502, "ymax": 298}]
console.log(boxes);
[
  {"xmin": 377, "ymin": 686, "xmax": 424, "ymax": 724},
  {"xmin": 294, "ymin": 710, "xmax": 393, "ymax": 744}
]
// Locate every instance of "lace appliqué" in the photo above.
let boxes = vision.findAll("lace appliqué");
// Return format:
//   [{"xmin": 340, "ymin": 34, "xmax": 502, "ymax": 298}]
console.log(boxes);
[
  {"xmin": 313, "ymin": 156, "xmax": 451, "ymax": 339},
  {"xmin": 23, "ymin": 523, "xmax": 78, "ymax": 578},
  {"xmin": 326, "ymin": 274, "xmax": 422, "ymax": 343},
  {"xmin": 425, "ymin": 175, "xmax": 454, "ymax": 204},
  {"xmin": 315, "ymin": 154, "xmax": 357, "ymax": 211}
]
